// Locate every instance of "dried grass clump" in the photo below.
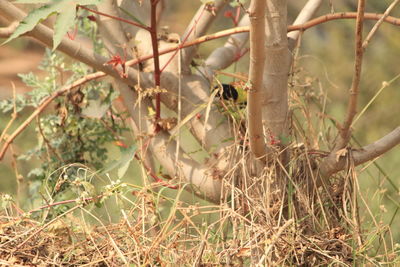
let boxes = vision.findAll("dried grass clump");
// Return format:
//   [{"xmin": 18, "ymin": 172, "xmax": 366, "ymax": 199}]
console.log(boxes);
[
  {"xmin": 0, "ymin": 71, "xmax": 398, "ymax": 267},
  {"xmin": 0, "ymin": 156, "xmax": 396, "ymax": 267}
]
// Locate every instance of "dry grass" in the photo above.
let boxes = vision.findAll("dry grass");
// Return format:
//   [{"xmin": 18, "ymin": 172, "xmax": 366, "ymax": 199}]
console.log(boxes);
[
  {"xmin": 0, "ymin": 68, "xmax": 399, "ymax": 267},
  {"xmin": 0, "ymin": 152, "xmax": 398, "ymax": 266}
]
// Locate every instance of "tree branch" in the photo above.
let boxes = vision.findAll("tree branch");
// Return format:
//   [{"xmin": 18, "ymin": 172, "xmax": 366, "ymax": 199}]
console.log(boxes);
[
  {"xmin": 202, "ymin": 14, "xmax": 250, "ymax": 79},
  {"xmin": 247, "ymin": 0, "xmax": 267, "ymax": 158},
  {"xmin": 288, "ymin": 12, "xmax": 400, "ymax": 32},
  {"xmin": 262, "ymin": 0, "xmax": 291, "ymax": 150},
  {"xmin": 0, "ymin": 21, "xmax": 18, "ymax": 38},
  {"xmin": 0, "ymin": 0, "xmax": 153, "ymax": 88},
  {"xmin": 336, "ymin": 0, "xmax": 365, "ymax": 150},
  {"xmin": 180, "ymin": 0, "xmax": 226, "ymax": 73},
  {"xmin": 287, "ymin": 0, "xmax": 323, "ymax": 50},
  {"xmin": 321, "ymin": 127, "xmax": 400, "ymax": 176},
  {"xmin": 115, "ymin": 80, "xmax": 223, "ymax": 202}
]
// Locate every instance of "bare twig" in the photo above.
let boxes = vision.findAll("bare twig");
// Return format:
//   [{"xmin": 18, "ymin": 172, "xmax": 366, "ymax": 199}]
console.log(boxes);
[
  {"xmin": 78, "ymin": 5, "xmax": 150, "ymax": 31},
  {"xmin": 160, "ymin": 5, "xmax": 207, "ymax": 73},
  {"xmin": 362, "ymin": 0, "xmax": 400, "ymax": 49},
  {"xmin": 337, "ymin": 0, "xmax": 366, "ymax": 149},
  {"xmin": 288, "ymin": 12, "xmax": 400, "ymax": 32},
  {"xmin": 247, "ymin": 0, "xmax": 267, "ymax": 158}
]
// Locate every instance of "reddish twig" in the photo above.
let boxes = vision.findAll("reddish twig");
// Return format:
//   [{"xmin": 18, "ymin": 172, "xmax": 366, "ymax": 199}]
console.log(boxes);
[
  {"xmin": 149, "ymin": 0, "xmax": 162, "ymax": 133},
  {"xmin": 28, "ymin": 194, "xmax": 103, "ymax": 214},
  {"xmin": 78, "ymin": 5, "xmax": 150, "ymax": 31}
]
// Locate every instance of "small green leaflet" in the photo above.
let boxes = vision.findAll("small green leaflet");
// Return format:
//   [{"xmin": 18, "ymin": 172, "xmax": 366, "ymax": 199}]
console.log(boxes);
[
  {"xmin": 4, "ymin": 0, "xmax": 103, "ymax": 50},
  {"xmin": 102, "ymin": 145, "xmax": 137, "ymax": 179}
]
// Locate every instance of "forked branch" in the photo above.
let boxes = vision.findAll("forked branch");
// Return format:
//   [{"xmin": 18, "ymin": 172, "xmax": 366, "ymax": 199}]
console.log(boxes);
[{"xmin": 321, "ymin": 127, "xmax": 400, "ymax": 176}]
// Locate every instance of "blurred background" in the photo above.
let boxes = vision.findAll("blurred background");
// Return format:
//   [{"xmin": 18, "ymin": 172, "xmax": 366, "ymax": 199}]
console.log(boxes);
[{"xmin": 0, "ymin": 0, "xmax": 399, "ymax": 242}]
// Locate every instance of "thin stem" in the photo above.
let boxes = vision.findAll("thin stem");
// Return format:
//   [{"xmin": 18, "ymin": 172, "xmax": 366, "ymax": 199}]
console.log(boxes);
[
  {"xmin": 160, "ymin": 6, "xmax": 206, "ymax": 73},
  {"xmin": 149, "ymin": 0, "xmax": 162, "ymax": 132},
  {"xmin": 362, "ymin": 0, "xmax": 400, "ymax": 49},
  {"xmin": 78, "ymin": 5, "xmax": 151, "ymax": 31}
]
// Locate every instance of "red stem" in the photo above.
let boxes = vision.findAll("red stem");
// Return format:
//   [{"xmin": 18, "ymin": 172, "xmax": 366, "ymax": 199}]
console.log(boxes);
[
  {"xmin": 149, "ymin": 0, "xmax": 162, "ymax": 133},
  {"xmin": 78, "ymin": 5, "xmax": 151, "ymax": 31}
]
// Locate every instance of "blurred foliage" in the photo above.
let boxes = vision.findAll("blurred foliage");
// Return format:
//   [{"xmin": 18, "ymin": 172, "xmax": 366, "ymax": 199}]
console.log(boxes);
[{"xmin": 0, "ymin": 17, "xmax": 129, "ymax": 203}]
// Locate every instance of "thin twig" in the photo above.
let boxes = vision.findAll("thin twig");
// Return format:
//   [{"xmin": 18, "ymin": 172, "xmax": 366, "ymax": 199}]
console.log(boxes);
[
  {"xmin": 289, "ymin": 12, "xmax": 400, "ymax": 32},
  {"xmin": 287, "ymin": 0, "xmax": 323, "ymax": 50},
  {"xmin": 362, "ymin": 0, "xmax": 400, "ymax": 49},
  {"xmin": 78, "ymin": 5, "xmax": 151, "ymax": 31},
  {"xmin": 160, "ymin": 5, "xmax": 206, "ymax": 73}
]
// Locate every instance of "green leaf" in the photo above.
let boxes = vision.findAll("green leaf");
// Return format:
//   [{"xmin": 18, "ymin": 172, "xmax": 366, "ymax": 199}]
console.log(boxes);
[
  {"xmin": 118, "ymin": 6, "xmax": 146, "ymax": 27},
  {"xmin": 102, "ymin": 145, "xmax": 137, "ymax": 178},
  {"xmin": 3, "ymin": 2, "xmax": 62, "ymax": 45},
  {"xmin": 53, "ymin": 3, "xmax": 76, "ymax": 50},
  {"xmin": 4, "ymin": 0, "xmax": 104, "ymax": 49}
]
